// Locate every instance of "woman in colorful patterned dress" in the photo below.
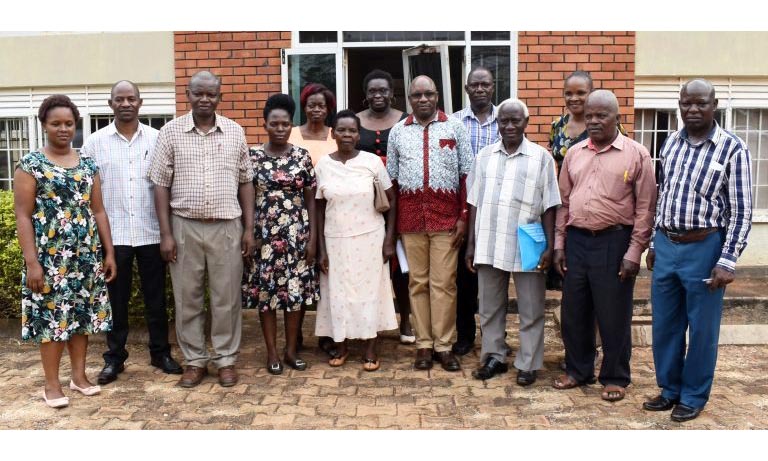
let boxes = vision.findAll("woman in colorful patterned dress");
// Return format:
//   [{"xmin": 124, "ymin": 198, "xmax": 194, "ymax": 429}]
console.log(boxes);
[
  {"xmin": 314, "ymin": 110, "xmax": 398, "ymax": 371},
  {"xmin": 242, "ymin": 94, "xmax": 319, "ymax": 375},
  {"xmin": 14, "ymin": 95, "xmax": 116, "ymax": 408}
]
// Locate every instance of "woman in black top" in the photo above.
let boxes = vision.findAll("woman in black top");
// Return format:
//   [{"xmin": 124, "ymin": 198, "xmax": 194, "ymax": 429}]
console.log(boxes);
[{"xmin": 355, "ymin": 69, "xmax": 413, "ymax": 344}]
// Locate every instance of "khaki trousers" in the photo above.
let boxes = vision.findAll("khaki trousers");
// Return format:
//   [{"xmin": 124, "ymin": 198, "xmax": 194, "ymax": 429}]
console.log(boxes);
[
  {"xmin": 401, "ymin": 232, "xmax": 458, "ymax": 352},
  {"xmin": 170, "ymin": 216, "xmax": 243, "ymax": 368}
]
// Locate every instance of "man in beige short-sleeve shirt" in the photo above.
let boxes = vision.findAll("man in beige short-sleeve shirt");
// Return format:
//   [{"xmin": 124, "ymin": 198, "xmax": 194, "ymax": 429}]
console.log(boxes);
[{"xmin": 148, "ymin": 70, "xmax": 255, "ymax": 388}]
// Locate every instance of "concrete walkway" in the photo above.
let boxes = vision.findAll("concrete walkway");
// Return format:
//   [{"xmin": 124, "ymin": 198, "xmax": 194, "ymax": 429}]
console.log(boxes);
[{"xmin": 1, "ymin": 311, "xmax": 766, "ymax": 430}]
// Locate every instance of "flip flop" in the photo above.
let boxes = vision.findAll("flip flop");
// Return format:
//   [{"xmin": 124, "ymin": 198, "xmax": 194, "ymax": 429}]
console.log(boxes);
[
  {"xmin": 601, "ymin": 385, "xmax": 626, "ymax": 402},
  {"xmin": 553, "ymin": 374, "xmax": 586, "ymax": 390}
]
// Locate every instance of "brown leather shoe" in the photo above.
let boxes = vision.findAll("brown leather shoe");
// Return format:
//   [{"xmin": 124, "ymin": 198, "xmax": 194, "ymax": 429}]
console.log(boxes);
[
  {"xmin": 434, "ymin": 350, "xmax": 461, "ymax": 372},
  {"xmin": 414, "ymin": 348, "xmax": 433, "ymax": 370},
  {"xmin": 218, "ymin": 366, "xmax": 238, "ymax": 387},
  {"xmin": 178, "ymin": 365, "xmax": 207, "ymax": 388}
]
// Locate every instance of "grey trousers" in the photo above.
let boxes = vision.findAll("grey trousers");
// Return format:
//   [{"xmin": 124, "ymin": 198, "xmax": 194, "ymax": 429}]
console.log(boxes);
[
  {"xmin": 170, "ymin": 216, "xmax": 243, "ymax": 369},
  {"xmin": 477, "ymin": 265, "xmax": 545, "ymax": 371}
]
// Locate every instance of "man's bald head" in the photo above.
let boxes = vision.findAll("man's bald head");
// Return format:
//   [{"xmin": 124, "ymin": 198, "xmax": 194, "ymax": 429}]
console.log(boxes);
[
  {"xmin": 585, "ymin": 89, "xmax": 619, "ymax": 113},
  {"xmin": 584, "ymin": 89, "xmax": 621, "ymax": 148},
  {"xmin": 110, "ymin": 80, "xmax": 141, "ymax": 99},
  {"xmin": 409, "ymin": 75, "xmax": 439, "ymax": 122},
  {"xmin": 681, "ymin": 78, "xmax": 716, "ymax": 100},
  {"xmin": 189, "ymin": 70, "xmax": 221, "ymax": 90}
]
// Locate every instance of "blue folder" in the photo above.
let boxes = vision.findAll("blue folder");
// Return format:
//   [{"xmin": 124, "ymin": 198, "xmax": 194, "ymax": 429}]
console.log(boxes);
[{"xmin": 518, "ymin": 222, "xmax": 547, "ymax": 271}]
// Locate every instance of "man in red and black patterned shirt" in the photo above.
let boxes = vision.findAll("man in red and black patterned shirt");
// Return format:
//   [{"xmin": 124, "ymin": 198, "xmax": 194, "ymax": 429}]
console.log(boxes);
[{"xmin": 386, "ymin": 75, "xmax": 473, "ymax": 372}]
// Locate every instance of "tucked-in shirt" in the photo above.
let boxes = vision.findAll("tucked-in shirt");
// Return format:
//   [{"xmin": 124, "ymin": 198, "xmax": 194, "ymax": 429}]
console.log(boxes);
[
  {"xmin": 386, "ymin": 111, "xmax": 473, "ymax": 233},
  {"xmin": 81, "ymin": 122, "xmax": 160, "ymax": 246},
  {"xmin": 555, "ymin": 132, "xmax": 657, "ymax": 264},
  {"xmin": 288, "ymin": 128, "xmax": 336, "ymax": 166},
  {"xmin": 467, "ymin": 138, "xmax": 561, "ymax": 272},
  {"xmin": 315, "ymin": 150, "xmax": 392, "ymax": 238},
  {"xmin": 652, "ymin": 122, "xmax": 752, "ymax": 272},
  {"xmin": 452, "ymin": 105, "xmax": 500, "ymax": 156},
  {"xmin": 148, "ymin": 112, "xmax": 253, "ymax": 220}
]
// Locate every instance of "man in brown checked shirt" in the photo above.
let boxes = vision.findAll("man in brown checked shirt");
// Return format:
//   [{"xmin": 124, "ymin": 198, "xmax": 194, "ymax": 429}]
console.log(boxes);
[{"xmin": 552, "ymin": 90, "xmax": 656, "ymax": 402}]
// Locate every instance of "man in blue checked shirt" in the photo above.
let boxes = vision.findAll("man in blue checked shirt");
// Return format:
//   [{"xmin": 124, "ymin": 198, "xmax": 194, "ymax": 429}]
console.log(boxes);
[
  {"xmin": 450, "ymin": 67, "xmax": 500, "ymax": 357},
  {"xmin": 643, "ymin": 79, "xmax": 753, "ymax": 422}
]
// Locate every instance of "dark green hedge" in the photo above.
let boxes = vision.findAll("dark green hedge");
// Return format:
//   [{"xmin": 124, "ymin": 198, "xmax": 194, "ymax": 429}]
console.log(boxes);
[{"xmin": 0, "ymin": 190, "xmax": 173, "ymax": 320}]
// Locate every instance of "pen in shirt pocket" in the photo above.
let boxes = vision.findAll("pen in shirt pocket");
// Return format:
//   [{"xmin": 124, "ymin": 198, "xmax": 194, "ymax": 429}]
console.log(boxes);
[
  {"xmin": 623, "ymin": 169, "xmax": 629, "ymax": 183},
  {"xmin": 144, "ymin": 150, "xmax": 148, "ymax": 160}
]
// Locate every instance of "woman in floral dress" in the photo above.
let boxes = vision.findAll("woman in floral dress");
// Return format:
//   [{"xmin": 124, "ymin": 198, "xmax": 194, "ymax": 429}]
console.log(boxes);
[
  {"xmin": 243, "ymin": 94, "xmax": 319, "ymax": 375},
  {"xmin": 14, "ymin": 95, "xmax": 116, "ymax": 408}
]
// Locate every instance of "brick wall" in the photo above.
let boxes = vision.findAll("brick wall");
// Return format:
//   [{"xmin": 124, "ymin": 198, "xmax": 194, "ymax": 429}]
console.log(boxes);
[
  {"xmin": 173, "ymin": 31, "xmax": 636, "ymax": 147},
  {"xmin": 517, "ymin": 31, "xmax": 636, "ymax": 146},
  {"xmin": 174, "ymin": 31, "xmax": 290, "ymax": 145}
]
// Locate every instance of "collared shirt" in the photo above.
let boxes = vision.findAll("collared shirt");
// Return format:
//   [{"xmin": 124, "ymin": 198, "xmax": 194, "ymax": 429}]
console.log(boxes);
[
  {"xmin": 387, "ymin": 110, "xmax": 474, "ymax": 233},
  {"xmin": 80, "ymin": 122, "xmax": 160, "ymax": 246},
  {"xmin": 467, "ymin": 138, "xmax": 561, "ymax": 272},
  {"xmin": 653, "ymin": 122, "xmax": 753, "ymax": 272},
  {"xmin": 555, "ymin": 132, "xmax": 657, "ymax": 264},
  {"xmin": 148, "ymin": 112, "xmax": 253, "ymax": 220},
  {"xmin": 452, "ymin": 104, "xmax": 500, "ymax": 155}
]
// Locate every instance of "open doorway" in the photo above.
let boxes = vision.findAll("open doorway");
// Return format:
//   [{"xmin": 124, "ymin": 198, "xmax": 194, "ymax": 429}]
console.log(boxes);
[{"xmin": 345, "ymin": 46, "xmax": 466, "ymax": 115}]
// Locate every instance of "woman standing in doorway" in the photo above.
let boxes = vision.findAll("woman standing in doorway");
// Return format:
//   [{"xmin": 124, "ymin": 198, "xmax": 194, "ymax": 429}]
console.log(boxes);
[
  {"xmin": 288, "ymin": 83, "xmax": 337, "ymax": 166},
  {"xmin": 14, "ymin": 94, "xmax": 116, "ymax": 408},
  {"xmin": 355, "ymin": 69, "xmax": 414, "ymax": 344}
]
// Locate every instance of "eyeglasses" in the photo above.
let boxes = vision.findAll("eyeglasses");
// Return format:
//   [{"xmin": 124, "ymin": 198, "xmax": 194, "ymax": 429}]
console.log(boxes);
[{"xmin": 409, "ymin": 91, "xmax": 438, "ymax": 99}]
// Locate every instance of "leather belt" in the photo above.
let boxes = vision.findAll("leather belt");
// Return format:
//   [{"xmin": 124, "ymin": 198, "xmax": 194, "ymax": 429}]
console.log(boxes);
[
  {"xmin": 570, "ymin": 224, "xmax": 630, "ymax": 237},
  {"xmin": 661, "ymin": 227, "xmax": 718, "ymax": 244},
  {"xmin": 195, "ymin": 217, "xmax": 227, "ymax": 223}
]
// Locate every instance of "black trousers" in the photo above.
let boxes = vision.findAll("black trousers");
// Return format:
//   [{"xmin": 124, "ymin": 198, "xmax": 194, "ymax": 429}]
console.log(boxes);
[
  {"xmin": 561, "ymin": 227, "xmax": 634, "ymax": 387},
  {"xmin": 103, "ymin": 244, "xmax": 170, "ymax": 365},
  {"xmin": 455, "ymin": 240, "xmax": 479, "ymax": 344}
]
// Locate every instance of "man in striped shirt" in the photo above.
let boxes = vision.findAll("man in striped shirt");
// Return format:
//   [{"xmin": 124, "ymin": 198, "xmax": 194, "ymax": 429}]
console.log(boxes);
[
  {"xmin": 451, "ymin": 67, "xmax": 500, "ymax": 357},
  {"xmin": 465, "ymin": 99, "xmax": 560, "ymax": 384},
  {"xmin": 81, "ymin": 81, "xmax": 182, "ymax": 385},
  {"xmin": 643, "ymin": 79, "xmax": 753, "ymax": 422}
]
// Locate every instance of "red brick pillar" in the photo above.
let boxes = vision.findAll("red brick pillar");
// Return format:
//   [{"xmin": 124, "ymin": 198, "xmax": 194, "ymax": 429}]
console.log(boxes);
[
  {"xmin": 173, "ymin": 31, "xmax": 291, "ymax": 145},
  {"xmin": 517, "ymin": 32, "xmax": 636, "ymax": 148}
]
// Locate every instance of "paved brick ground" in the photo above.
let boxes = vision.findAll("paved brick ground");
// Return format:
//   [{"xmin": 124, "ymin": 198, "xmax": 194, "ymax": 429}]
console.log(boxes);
[{"xmin": 1, "ymin": 311, "xmax": 766, "ymax": 430}]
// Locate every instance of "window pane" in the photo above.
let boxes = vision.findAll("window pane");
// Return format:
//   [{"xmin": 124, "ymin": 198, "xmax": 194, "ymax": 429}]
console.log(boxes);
[
  {"xmin": 0, "ymin": 117, "xmax": 30, "ymax": 186},
  {"xmin": 343, "ymin": 31, "xmax": 464, "ymax": 42},
  {"xmin": 471, "ymin": 31, "xmax": 511, "ymax": 41},
  {"xmin": 757, "ymin": 185, "xmax": 768, "ymax": 209},
  {"xmin": 287, "ymin": 53, "xmax": 336, "ymax": 126},
  {"xmin": 299, "ymin": 31, "xmax": 337, "ymax": 43},
  {"xmin": 470, "ymin": 46, "xmax": 510, "ymax": 105},
  {"xmin": 733, "ymin": 109, "xmax": 749, "ymax": 131}
]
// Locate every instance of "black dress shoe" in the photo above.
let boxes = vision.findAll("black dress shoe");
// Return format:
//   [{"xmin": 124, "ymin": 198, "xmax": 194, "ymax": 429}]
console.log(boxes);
[
  {"xmin": 516, "ymin": 370, "xmax": 537, "ymax": 386},
  {"xmin": 472, "ymin": 357, "xmax": 508, "ymax": 380},
  {"xmin": 671, "ymin": 404, "xmax": 703, "ymax": 422},
  {"xmin": 414, "ymin": 348, "xmax": 433, "ymax": 370},
  {"xmin": 643, "ymin": 395, "xmax": 679, "ymax": 412},
  {"xmin": 267, "ymin": 361, "xmax": 284, "ymax": 375},
  {"xmin": 433, "ymin": 351, "xmax": 461, "ymax": 372},
  {"xmin": 97, "ymin": 362, "xmax": 125, "ymax": 385},
  {"xmin": 451, "ymin": 341, "xmax": 474, "ymax": 356},
  {"xmin": 151, "ymin": 355, "xmax": 183, "ymax": 374}
]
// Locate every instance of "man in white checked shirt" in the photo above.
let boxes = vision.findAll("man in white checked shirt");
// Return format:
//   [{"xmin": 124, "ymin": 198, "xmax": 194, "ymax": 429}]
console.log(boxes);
[
  {"xmin": 81, "ymin": 81, "xmax": 183, "ymax": 385},
  {"xmin": 465, "ymin": 99, "xmax": 561, "ymax": 385},
  {"xmin": 644, "ymin": 79, "xmax": 753, "ymax": 422}
]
